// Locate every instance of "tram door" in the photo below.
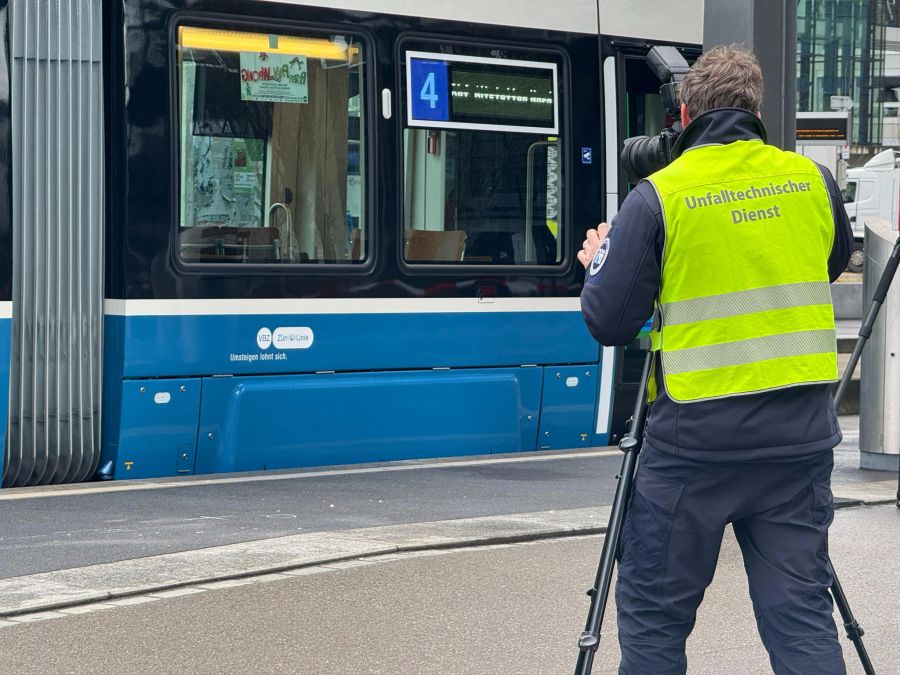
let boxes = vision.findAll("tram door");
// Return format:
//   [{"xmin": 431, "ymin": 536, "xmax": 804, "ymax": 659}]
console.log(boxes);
[{"xmin": 601, "ymin": 47, "xmax": 691, "ymax": 444}]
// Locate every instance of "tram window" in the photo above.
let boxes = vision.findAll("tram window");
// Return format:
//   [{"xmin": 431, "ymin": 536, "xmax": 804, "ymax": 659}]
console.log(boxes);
[
  {"xmin": 176, "ymin": 26, "xmax": 367, "ymax": 265},
  {"xmin": 400, "ymin": 46, "xmax": 564, "ymax": 266}
]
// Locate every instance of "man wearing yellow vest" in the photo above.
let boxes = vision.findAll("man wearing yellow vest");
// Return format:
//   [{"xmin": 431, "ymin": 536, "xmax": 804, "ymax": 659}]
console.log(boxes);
[{"xmin": 579, "ymin": 46, "xmax": 852, "ymax": 675}]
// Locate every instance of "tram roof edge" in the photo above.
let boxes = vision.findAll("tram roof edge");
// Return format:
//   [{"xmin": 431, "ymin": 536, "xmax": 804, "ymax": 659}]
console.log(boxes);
[
  {"xmin": 254, "ymin": 0, "xmax": 704, "ymax": 44},
  {"xmin": 254, "ymin": 0, "xmax": 601, "ymax": 35}
]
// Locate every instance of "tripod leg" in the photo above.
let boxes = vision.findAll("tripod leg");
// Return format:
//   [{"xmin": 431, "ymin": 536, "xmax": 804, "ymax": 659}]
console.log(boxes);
[
  {"xmin": 829, "ymin": 562, "xmax": 876, "ymax": 675},
  {"xmin": 574, "ymin": 445, "xmax": 639, "ymax": 675},
  {"xmin": 574, "ymin": 351, "xmax": 653, "ymax": 675}
]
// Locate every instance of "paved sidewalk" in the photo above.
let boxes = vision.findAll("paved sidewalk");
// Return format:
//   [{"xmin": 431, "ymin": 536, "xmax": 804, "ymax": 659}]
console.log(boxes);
[
  {"xmin": 1, "ymin": 473, "xmax": 894, "ymax": 618},
  {"xmin": 0, "ymin": 506, "xmax": 896, "ymax": 675}
]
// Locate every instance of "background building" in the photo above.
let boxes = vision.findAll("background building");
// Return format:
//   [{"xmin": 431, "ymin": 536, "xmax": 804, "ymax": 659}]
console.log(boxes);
[{"xmin": 797, "ymin": 0, "xmax": 900, "ymax": 162}]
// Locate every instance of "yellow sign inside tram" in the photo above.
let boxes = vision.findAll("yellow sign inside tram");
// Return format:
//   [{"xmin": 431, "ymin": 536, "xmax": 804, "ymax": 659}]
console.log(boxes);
[{"xmin": 178, "ymin": 26, "xmax": 359, "ymax": 62}]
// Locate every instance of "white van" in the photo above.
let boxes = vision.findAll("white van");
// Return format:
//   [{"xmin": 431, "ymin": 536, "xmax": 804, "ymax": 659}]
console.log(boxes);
[{"xmin": 843, "ymin": 149, "xmax": 900, "ymax": 272}]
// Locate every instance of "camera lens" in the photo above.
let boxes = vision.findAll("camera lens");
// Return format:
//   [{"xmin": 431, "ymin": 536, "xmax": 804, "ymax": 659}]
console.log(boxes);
[{"xmin": 621, "ymin": 135, "xmax": 669, "ymax": 184}]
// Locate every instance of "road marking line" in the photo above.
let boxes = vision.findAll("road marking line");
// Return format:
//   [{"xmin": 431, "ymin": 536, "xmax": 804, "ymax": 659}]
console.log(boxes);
[
  {"xmin": 0, "ymin": 449, "xmax": 620, "ymax": 501},
  {"xmin": 8, "ymin": 611, "xmax": 68, "ymax": 623},
  {"xmin": 147, "ymin": 588, "xmax": 206, "ymax": 600},
  {"xmin": 58, "ymin": 605, "xmax": 115, "ymax": 615},
  {"xmin": 106, "ymin": 596, "xmax": 161, "ymax": 607}
]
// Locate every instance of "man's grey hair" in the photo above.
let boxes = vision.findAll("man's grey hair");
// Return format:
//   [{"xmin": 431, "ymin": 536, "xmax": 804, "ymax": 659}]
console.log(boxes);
[{"xmin": 679, "ymin": 45, "xmax": 763, "ymax": 118}]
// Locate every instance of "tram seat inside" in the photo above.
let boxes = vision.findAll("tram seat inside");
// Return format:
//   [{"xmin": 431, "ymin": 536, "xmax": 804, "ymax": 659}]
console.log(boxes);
[
  {"xmin": 404, "ymin": 229, "xmax": 467, "ymax": 262},
  {"xmin": 179, "ymin": 225, "xmax": 283, "ymax": 262},
  {"xmin": 464, "ymin": 232, "xmax": 512, "ymax": 264},
  {"xmin": 462, "ymin": 227, "xmax": 557, "ymax": 265}
]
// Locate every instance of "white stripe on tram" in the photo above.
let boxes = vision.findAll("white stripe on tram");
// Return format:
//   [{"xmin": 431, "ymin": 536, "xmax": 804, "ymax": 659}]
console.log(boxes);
[{"xmin": 104, "ymin": 296, "xmax": 582, "ymax": 317}]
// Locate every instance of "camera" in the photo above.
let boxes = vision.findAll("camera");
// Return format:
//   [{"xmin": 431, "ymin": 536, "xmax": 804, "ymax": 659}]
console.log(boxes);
[{"xmin": 620, "ymin": 46, "xmax": 691, "ymax": 184}]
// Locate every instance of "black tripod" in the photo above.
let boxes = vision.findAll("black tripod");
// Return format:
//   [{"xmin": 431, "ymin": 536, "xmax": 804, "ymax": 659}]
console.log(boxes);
[{"xmin": 575, "ymin": 235, "xmax": 900, "ymax": 675}]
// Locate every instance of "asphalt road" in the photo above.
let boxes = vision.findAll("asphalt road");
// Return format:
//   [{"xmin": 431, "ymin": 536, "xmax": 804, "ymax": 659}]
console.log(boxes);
[
  {"xmin": 0, "ymin": 451, "xmax": 621, "ymax": 578},
  {"xmin": 0, "ymin": 505, "xmax": 896, "ymax": 674}
]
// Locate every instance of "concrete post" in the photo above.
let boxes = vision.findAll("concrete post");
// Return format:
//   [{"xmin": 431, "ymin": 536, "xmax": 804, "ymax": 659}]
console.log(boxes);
[
  {"xmin": 860, "ymin": 219, "xmax": 900, "ymax": 472},
  {"xmin": 703, "ymin": 0, "xmax": 797, "ymax": 151}
]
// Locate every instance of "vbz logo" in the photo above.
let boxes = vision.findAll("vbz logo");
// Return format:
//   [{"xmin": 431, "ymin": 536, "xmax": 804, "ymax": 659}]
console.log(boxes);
[{"xmin": 257, "ymin": 327, "xmax": 273, "ymax": 350}]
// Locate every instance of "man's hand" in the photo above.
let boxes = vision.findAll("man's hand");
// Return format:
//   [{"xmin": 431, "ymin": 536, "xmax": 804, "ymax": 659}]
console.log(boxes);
[{"xmin": 577, "ymin": 224, "xmax": 611, "ymax": 269}]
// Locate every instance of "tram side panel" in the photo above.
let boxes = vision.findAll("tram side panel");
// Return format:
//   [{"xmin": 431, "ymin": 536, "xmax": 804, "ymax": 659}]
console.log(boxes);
[
  {"xmin": 194, "ymin": 368, "xmax": 543, "ymax": 474},
  {"xmin": 103, "ymin": 306, "xmax": 599, "ymax": 479},
  {"xmin": 101, "ymin": 1, "xmax": 608, "ymax": 480}
]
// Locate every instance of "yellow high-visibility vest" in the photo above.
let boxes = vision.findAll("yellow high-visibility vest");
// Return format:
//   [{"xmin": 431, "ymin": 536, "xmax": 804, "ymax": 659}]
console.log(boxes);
[{"xmin": 645, "ymin": 139, "xmax": 838, "ymax": 403}]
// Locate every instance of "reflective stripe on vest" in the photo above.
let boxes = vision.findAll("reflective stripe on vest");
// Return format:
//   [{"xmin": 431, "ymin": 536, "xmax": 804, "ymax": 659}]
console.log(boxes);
[{"xmin": 646, "ymin": 139, "xmax": 838, "ymax": 403}]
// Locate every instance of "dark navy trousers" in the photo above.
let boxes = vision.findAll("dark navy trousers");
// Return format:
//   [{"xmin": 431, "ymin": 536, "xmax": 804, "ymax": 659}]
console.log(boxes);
[{"xmin": 615, "ymin": 445, "xmax": 845, "ymax": 674}]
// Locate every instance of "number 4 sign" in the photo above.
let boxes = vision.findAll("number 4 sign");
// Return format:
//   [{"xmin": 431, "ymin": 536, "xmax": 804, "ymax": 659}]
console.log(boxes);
[
  {"xmin": 409, "ymin": 58, "xmax": 450, "ymax": 122},
  {"xmin": 420, "ymin": 73, "xmax": 439, "ymax": 109}
]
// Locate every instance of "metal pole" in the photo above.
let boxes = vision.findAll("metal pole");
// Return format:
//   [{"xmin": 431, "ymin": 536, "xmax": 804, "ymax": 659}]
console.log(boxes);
[
  {"xmin": 841, "ymin": 236, "xmax": 900, "ymax": 512},
  {"xmin": 833, "ymin": 236, "xmax": 900, "ymax": 411},
  {"xmin": 826, "ymin": 235, "xmax": 900, "ymax": 675},
  {"xmin": 703, "ymin": 0, "xmax": 796, "ymax": 150},
  {"xmin": 525, "ymin": 141, "xmax": 554, "ymax": 264}
]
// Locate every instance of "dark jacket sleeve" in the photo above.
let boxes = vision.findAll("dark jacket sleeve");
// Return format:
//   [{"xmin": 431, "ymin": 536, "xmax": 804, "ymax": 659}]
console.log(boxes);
[
  {"xmin": 580, "ymin": 181, "xmax": 663, "ymax": 346},
  {"xmin": 816, "ymin": 163, "xmax": 853, "ymax": 282}
]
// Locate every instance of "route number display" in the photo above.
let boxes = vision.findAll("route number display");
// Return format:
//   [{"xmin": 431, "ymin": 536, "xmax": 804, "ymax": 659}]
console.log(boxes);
[
  {"xmin": 406, "ymin": 51, "xmax": 559, "ymax": 134},
  {"xmin": 409, "ymin": 59, "xmax": 450, "ymax": 122}
]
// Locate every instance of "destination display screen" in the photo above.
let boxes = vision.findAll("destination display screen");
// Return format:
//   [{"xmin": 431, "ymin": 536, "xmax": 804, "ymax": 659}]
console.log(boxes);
[
  {"xmin": 796, "ymin": 113, "xmax": 849, "ymax": 144},
  {"xmin": 406, "ymin": 52, "xmax": 558, "ymax": 134}
]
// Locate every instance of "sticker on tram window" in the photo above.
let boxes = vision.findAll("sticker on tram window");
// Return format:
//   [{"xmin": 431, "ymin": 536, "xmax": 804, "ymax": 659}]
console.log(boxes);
[
  {"xmin": 239, "ymin": 52, "xmax": 309, "ymax": 104},
  {"xmin": 405, "ymin": 51, "xmax": 559, "ymax": 134}
]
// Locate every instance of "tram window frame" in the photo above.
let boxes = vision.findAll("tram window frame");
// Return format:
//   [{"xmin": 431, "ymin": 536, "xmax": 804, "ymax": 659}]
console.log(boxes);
[
  {"xmin": 612, "ymin": 44, "xmax": 699, "ymax": 199},
  {"xmin": 168, "ymin": 15, "xmax": 377, "ymax": 276},
  {"xmin": 395, "ymin": 35, "xmax": 572, "ymax": 275}
]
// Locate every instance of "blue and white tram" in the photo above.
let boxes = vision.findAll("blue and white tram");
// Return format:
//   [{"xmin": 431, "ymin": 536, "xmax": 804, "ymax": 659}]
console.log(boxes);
[{"xmin": 0, "ymin": 0, "xmax": 702, "ymax": 485}]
